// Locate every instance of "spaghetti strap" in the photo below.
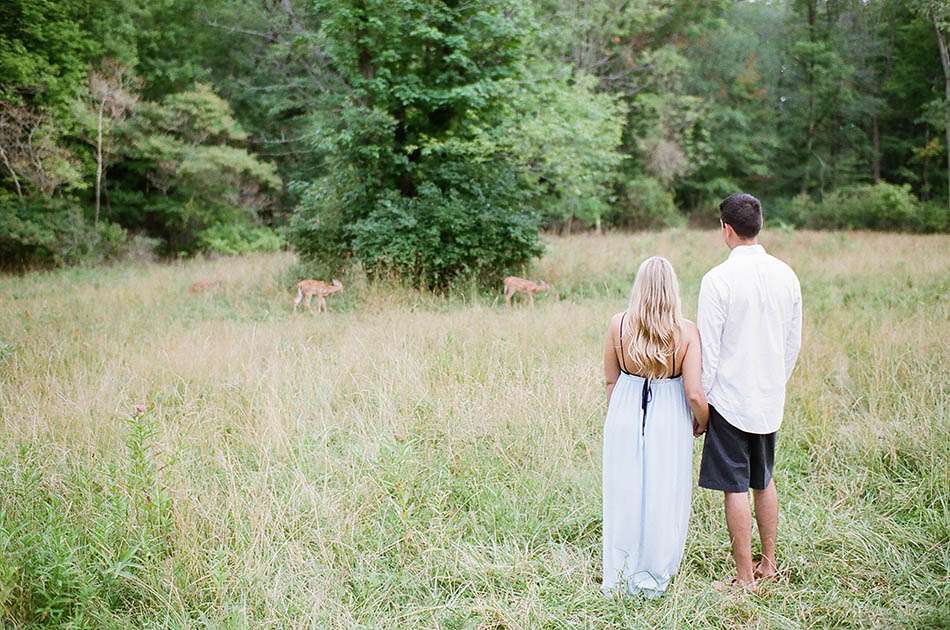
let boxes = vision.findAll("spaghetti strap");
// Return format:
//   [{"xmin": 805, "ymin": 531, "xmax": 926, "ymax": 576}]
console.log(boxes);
[{"xmin": 618, "ymin": 314, "xmax": 631, "ymax": 375}]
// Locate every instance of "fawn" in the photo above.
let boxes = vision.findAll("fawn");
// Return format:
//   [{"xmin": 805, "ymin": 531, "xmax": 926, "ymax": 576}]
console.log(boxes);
[
  {"xmin": 503, "ymin": 276, "xmax": 551, "ymax": 307},
  {"xmin": 189, "ymin": 278, "xmax": 221, "ymax": 293},
  {"xmin": 294, "ymin": 279, "xmax": 343, "ymax": 313}
]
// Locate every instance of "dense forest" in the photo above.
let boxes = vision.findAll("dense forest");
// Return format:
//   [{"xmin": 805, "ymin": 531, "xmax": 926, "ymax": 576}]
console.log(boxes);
[{"xmin": 1, "ymin": 0, "xmax": 948, "ymax": 284}]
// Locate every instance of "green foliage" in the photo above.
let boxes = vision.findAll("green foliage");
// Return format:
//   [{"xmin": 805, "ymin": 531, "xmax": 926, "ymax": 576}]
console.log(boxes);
[
  {"xmin": 350, "ymin": 181, "xmax": 543, "ymax": 288},
  {"xmin": 478, "ymin": 69, "xmax": 627, "ymax": 229},
  {"xmin": 290, "ymin": 0, "xmax": 544, "ymax": 288},
  {"xmin": 117, "ymin": 84, "xmax": 281, "ymax": 254},
  {"xmin": 606, "ymin": 176, "xmax": 683, "ymax": 230},
  {"xmin": 197, "ymin": 222, "xmax": 285, "ymax": 256},
  {"xmin": 2, "ymin": 0, "xmax": 949, "ymax": 274},
  {"xmin": 792, "ymin": 182, "xmax": 943, "ymax": 232},
  {"xmin": 0, "ymin": 0, "xmax": 98, "ymax": 110},
  {"xmin": 678, "ymin": 3, "xmax": 781, "ymax": 210},
  {"xmin": 0, "ymin": 196, "xmax": 127, "ymax": 268},
  {"xmin": 0, "ymin": 409, "xmax": 173, "ymax": 625}
]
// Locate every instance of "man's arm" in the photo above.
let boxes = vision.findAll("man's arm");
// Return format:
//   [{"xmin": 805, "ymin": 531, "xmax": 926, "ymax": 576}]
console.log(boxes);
[
  {"xmin": 697, "ymin": 275, "xmax": 726, "ymax": 396},
  {"xmin": 785, "ymin": 278, "xmax": 803, "ymax": 381}
]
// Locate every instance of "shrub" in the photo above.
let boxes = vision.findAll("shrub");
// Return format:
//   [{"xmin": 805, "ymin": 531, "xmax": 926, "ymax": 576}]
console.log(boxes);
[
  {"xmin": 197, "ymin": 222, "xmax": 285, "ymax": 256},
  {"xmin": 606, "ymin": 177, "xmax": 684, "ymax": 229},
  {"xmin": 768, "ymin": 193, "xmax": 817, "ymax": 227},
  {"xmin": 805, "ymin": 182, "xmax": 927, "ymax": 232},
  {"xmin": 917, "ymin": 201, "xmax": 950, "ymax": 234},
  {"xmin": 349, "ymin": 183, "xmax": 542, "ymax": 289},
  {"xmin": 0, "ymin": 196, "xmax": 127, "ymax": 268}
]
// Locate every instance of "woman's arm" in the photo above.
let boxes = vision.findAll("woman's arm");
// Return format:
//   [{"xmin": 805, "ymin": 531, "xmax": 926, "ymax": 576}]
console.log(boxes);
[
  {"xmin": 603, "ymin": 316, "xmax": 621, "ymax": 404},
  {"xmin": 682, "ymin": 324, "xmax": 709, "ymax": 435}
]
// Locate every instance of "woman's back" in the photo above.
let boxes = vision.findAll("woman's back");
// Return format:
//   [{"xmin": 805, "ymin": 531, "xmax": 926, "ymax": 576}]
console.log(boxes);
[
  {"xmin": 600, "ymin": 256, "xmax": 707, "ymax": 598},
  {"xmin": 601, "ymin": 321, "xmax": 694, "ymax": 597},
  {"xmin": 610, "ymin": 311, "xmax": 688, "ymax": 379}
]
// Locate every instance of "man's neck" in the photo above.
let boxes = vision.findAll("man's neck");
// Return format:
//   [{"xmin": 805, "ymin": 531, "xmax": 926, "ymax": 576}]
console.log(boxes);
[{"xmin": 728, "ymin": 238, "xmax": 758, "ymax": 250}]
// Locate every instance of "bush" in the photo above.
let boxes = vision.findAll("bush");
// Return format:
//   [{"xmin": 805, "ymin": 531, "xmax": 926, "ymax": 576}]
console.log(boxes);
[
  {"xmin": 349, "ymin": 183, "xmax": 542, "ymax": 289},
  {"xmin": 0, "ymin": 196, "xmax": 128, "ymax": 268},
  {"xmin": 606, "ymin": 177, "xmax": 684, "ymax": 229},
  {"xmin": 803, "ymin": 182, "xmax": 932, "ymax": 232},
  {"xmin": 917, "ymin": 201, "xmax": 950, "ymax": 233},
  {"xmin": 196, "ymin": 222, "xmax": 285, "ymax": 256}
]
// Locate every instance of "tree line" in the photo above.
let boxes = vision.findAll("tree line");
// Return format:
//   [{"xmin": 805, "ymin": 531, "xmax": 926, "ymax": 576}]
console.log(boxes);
[{"xmin": 1, "ymin": 0, "xmax": 947, "ymax": 284}]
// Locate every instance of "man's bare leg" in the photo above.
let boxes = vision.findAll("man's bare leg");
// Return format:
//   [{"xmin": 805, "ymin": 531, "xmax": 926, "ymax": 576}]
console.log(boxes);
[
  {"xmin": 724, "ymin": 491, "xmax": 755, "ymax": 585},
  {"xmin": 752, "ymin": 479, "xmax": 778, "ymax": 578}
]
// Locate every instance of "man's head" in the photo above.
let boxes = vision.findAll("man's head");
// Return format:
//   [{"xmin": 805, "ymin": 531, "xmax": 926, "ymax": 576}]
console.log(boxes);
[{"xmin": 718, "ymin": 193, "xmax": 762, "ymax": 248}]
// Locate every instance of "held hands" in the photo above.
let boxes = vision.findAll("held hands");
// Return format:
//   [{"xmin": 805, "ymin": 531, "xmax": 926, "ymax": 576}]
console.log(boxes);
[{"xmin": 693, "ymin": 415, "xmax": 708, "ymax": 437}]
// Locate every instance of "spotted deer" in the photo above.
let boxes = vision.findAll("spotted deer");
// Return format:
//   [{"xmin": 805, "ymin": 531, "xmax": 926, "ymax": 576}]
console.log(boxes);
[
  {"xmin": 503, "ymin": 276, "xmax": 551, "ymax": 307},
  {"xmin": 294, "ymin": 279, "xmax": 343, "ymax": 313},
  {"xmin": 189, "ymin": 278, "xmax": 221, "ymax": 293}
]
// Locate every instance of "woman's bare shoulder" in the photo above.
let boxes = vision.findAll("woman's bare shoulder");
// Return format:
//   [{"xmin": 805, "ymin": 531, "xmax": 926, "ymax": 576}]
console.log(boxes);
[
  {"xmin": 607, "ymin": 311, "xmax": 625, "ymax": 337},
  {"xmin": 680, "ymin": 319, "xmax": 699, "ymax": 340}
]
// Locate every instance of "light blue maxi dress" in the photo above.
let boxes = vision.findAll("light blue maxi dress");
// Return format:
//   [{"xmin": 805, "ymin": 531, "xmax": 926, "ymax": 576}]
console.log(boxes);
[{"xmin": 602, "ymin": 363, "xmax": 694, "ymax": 598}]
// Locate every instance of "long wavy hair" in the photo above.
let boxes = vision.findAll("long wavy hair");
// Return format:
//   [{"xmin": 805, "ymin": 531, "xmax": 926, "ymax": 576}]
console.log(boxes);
[{"xmin": 623, "ymin": 256, "xmax": 684, "ymax": 379}]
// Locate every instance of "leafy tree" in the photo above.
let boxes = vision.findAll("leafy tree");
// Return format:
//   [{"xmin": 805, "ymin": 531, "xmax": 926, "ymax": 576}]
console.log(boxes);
[
  {"xmin": 289, "ymin": 0, "xmax": 544, "ymax": 288},
  {"xmin": 473, "ymin": 67, "xmax": 627, "ymax": 232},
  {"xmin": 118, "ymin": 84, "xmax": 280, "ymax": 253},
  {"xmin": 679, "ymin": 3, "xmax": 783, "ymax": 210},
  {"xmin": 912, "ymin": 0, "xmax": 950, "ymax": 208}
]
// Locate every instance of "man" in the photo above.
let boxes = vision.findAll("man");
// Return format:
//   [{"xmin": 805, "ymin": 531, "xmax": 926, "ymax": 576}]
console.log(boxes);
[{"xmin": 696, "ymin": 193, "xmax": 802, "ymax": 591}]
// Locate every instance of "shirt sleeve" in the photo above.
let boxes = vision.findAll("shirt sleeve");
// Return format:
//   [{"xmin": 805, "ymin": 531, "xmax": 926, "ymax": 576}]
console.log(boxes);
[
  {"xmin": 785, "ymin": 276, "xmax": 803, "ymax": 381},
  {"xmin": 698, "ymin": 274, "xmax": 726, "ymax": 396}
]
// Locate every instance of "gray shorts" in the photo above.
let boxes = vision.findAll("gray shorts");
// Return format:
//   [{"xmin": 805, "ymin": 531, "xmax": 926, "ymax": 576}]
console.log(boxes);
[{"xmin": 699, "ymin": 405, "xmax": 776, "ymax": 493}]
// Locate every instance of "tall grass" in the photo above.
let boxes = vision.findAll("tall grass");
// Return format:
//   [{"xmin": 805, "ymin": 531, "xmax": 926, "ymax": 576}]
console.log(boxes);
[{"xmin": 0, "ymin": 230, "xmax": 947, "ymax": 628}]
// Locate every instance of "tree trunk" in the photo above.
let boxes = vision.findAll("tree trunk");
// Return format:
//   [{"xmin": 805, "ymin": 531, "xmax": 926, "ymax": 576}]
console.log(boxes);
[
  {"xmin": 802, "ymin": 0, "xmax": 818, "ymax": 195},
  {"xmin": 932, "ymin": 12, "xmax": 950, "ymax": 210},
  {"xmin": 871, "ymin": 114, "xmax": 881, "ymax": 183},
  {"xmin": 0, "ymin": 144, "xmax": 22, "ymax": 200},
  {"xmin": 95, "ymin": 99, "xmax": 105, "ymax": 225}
]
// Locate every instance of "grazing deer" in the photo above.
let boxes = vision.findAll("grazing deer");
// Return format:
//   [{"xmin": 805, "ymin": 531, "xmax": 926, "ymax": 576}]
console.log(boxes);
[
  {"xmin": 503, "ymin": 276, "xmax": 551, "ymax": 307},
  {"xmin": 189, "ymin": 278, "xmax": 221, "ymax": 293},
  {"xmin": 294, "ymin": 279, "xmax": 343, "ymax": 313}
]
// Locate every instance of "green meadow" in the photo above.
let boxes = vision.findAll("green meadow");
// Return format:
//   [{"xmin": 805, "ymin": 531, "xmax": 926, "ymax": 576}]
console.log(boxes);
[{"xmin": 1, "ymin": 230, "xmax": 947, "ymax": 628}]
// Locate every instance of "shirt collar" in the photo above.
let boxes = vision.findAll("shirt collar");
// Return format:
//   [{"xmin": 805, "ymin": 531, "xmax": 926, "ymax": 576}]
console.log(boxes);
[{"xmin": 728, "ymin": 244, "xmax": 765, "ymax": 259}]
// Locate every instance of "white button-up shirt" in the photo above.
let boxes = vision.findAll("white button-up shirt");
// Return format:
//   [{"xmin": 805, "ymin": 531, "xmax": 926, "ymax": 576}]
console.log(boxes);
[{"xmin": 698, "ymin": 244, "xmax": 802, "ymax": 434}]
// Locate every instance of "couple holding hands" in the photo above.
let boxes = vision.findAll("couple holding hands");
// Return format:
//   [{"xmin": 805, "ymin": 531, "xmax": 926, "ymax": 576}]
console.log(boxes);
[{"xmin": 602, "ymin": 193, "xmax": 803, "ymax": 596}]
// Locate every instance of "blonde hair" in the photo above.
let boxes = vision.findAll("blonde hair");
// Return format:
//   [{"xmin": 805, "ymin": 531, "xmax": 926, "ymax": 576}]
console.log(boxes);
[{"xmin": 623, "ymin": 256, "xmax": 684, "ymax": 379}]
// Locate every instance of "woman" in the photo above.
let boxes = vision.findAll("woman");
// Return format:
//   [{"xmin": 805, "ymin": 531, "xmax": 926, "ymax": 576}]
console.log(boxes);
[{"xmin": 601, "ymin": 256, "xmax": 709, "ymax": 598}]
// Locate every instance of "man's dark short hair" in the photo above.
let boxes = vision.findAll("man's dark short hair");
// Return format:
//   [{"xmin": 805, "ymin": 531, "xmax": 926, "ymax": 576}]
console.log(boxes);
[{"xmin": 719, "ymin": 193, "xmax": 762, "ymax": 238}]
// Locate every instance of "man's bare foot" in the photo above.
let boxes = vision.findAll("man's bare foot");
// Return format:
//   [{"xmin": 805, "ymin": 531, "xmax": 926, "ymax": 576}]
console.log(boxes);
[
  {"xmin": 713, "ymin": 577, "xmax": 757, "ymax": 593},
  {"xmin": 754, "ymin": 558, "xmax": 777, "ymax": 581}
]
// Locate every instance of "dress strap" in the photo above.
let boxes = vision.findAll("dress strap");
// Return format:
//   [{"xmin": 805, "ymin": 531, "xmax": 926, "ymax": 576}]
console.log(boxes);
[{"xmin": 618, "ymin": 313, "xmax": 632, "ymax": 375}]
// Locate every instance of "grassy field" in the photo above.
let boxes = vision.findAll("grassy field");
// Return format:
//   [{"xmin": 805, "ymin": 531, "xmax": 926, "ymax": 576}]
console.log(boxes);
[{"xmin": 0, "ymin": 230, "xmax": 947, "ymax": 628}]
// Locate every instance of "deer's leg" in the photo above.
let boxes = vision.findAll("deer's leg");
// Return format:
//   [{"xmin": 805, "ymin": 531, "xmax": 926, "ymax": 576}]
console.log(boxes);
[
  {"xmin": 505, "ymin": 286, "xmax": 514, "ymax": 307},
  {"xmin": 529, "ymin": 292, "xmax": 535, "ymax": 307},
  {"xmin": 318, "ymin": 296, "xmax": 327, "ymax": 313},
  {"xmin": 294, "ymin": 288, "xmax": 303, "ymax": 312},
  {"xmin": 305, "ymin": 294, "xmax": 314, "ymax": 312}
]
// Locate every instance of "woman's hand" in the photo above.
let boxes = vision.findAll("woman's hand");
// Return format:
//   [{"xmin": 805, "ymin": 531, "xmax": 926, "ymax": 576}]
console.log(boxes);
[{"xmin": 693, "ymin": 412, "xmax": 708, "ymax": 437}]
